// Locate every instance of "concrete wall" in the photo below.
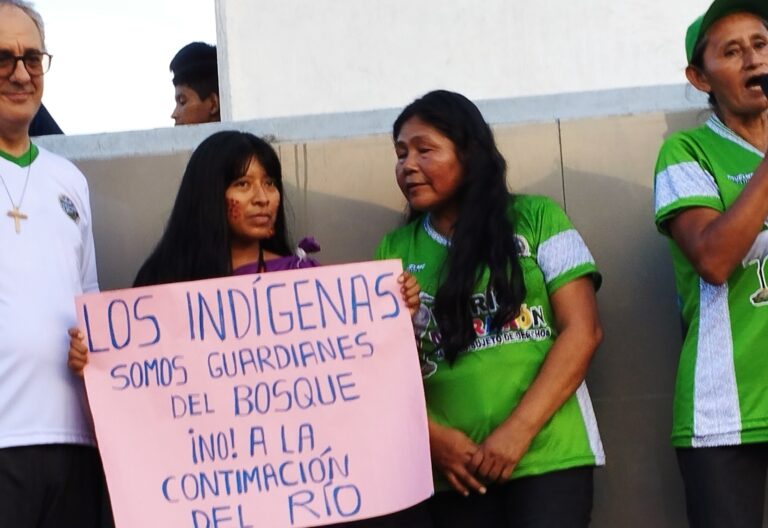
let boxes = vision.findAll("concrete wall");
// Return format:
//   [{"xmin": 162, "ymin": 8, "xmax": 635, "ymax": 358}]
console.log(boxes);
[
  {"xmin": 561, "ymin": 112, "xmax": 694, "ymax": 527},
  {"xmin": 215, "ymin": 0, "xmax": 710, "ymax": 122},
  {"xmin": 39, "ymin": 107, "xmax": 726, "ymax": 526}
]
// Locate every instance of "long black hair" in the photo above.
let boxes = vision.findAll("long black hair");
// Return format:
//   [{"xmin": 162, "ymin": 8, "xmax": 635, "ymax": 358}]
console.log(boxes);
[
  {"xmin": 393, "ymin": 90, "xmax": 526, "ymax": 364},
  {"xmin": 134, "ymin": 131, "xmax": 291, "ymax": 287}
]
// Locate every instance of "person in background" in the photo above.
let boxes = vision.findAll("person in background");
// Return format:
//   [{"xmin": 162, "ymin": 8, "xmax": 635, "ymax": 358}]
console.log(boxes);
[
  {"xmin": 29, "ymin": 103, "xmax": 62, "ymax": 135},
  {"xmin": 170, "ymin": 41, "xmax": 220, "ymax": 126},
  {"xmin": 653, "ymin": 0, "xmax": 768, "ymax": 526},
  {"xmin": 0, "ymin": 1, "xmax": 108, "ymax": 526},
  {"xmin": 377, "ymin": 90, "xmax": 604, "ymax": 527}
]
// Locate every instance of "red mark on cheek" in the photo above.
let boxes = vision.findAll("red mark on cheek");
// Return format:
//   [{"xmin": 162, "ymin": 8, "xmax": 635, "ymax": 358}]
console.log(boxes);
[{"xmin": 227, "ymin": 199, "xmax": 242, "ymax": 221}]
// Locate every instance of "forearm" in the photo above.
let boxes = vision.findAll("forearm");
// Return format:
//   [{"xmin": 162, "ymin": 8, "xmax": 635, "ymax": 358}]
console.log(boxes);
[
  {"xmin": 496, "ymin": 323, "xmax": 601, "ymax": 441},
  {"xmin": 466, "ymin": 278, "xmax": 602, "ymax": 482},
  {"xmin": 677, "ymin": 159, "xmax": 768, "ymax": 283},
  {"xmin": 428, "ymin": 416, "xmax": 447, "ymax": 442}
]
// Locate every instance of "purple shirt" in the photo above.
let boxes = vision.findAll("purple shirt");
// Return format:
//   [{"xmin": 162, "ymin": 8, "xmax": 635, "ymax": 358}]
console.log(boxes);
[{"xmin": 232, "ymin": 237, "xmax": 320, "ymax": 275}]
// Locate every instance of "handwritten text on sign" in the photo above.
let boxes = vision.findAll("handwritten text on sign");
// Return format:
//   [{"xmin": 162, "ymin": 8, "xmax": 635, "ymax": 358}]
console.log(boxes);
[{"xmin": 77, "ymin": 260, "xmax": 433, "ymax": 528}]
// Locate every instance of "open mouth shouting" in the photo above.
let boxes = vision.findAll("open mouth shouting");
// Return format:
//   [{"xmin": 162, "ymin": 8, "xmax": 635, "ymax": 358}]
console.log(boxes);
[{"xmin": 746, "ymin": 74, "xmax": 768, "ymax": 96}]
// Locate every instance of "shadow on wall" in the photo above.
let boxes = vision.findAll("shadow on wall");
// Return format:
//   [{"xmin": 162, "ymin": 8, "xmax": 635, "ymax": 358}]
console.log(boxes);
[
  {"xmin": 663, "ymin": 109, "xmax": 711, "ymax": 142},
  {"xmin": 565, "ymin": 167, "xmax": 685, "ymax": 528},
  {"xmin": 557, "ymin": 109, "xmax": 712, "ymax": 528},
  {"xmin": 283, "ymin": 187, "xmax": 406, "ymax": 266}
]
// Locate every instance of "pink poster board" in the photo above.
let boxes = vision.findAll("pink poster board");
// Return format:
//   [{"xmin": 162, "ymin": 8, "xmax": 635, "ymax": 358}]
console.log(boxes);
[{"xmin": 76, "ymin": 260, "xmax": 433, "ymax": 528}]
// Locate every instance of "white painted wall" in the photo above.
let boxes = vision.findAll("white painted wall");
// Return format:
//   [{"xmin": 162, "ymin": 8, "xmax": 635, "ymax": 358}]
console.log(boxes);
[
  {"xmin": 216, "ymin": 0, "xmax": 711, "ymax": 121},
  {"xmin": 35, "ymin": 0, "xmax": 217, "ymax": 134}
]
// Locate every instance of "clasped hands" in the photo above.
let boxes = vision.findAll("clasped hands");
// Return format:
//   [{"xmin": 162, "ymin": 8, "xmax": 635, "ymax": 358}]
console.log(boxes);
[{"xmin": 429, "ymin": 419, "xmax": 533, "ymax": 496}]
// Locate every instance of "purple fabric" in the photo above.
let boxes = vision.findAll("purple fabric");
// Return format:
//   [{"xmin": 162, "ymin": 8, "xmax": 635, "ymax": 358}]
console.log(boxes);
[
  {"xmin": 232, "ymin": 237, "xmax": 320, "ymax": 275},
  {"xmin": 298, "ymin": 236, "xmax": 321, "ymax": 253}
]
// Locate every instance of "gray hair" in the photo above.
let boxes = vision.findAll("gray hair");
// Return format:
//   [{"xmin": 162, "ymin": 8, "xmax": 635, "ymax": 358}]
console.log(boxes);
[{"xmin": 0, "ymin": 1, "xmax": 45, "ymax": 49}]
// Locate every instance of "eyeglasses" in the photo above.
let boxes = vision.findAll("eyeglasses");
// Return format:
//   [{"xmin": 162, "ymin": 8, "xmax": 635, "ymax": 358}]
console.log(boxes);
[{"xmin": 0, "ymin": 51, "xmax": 52, "ymax": 78}]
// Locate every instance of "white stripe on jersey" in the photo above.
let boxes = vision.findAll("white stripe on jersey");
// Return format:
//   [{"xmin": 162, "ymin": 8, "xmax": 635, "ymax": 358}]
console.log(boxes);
[
  {"xmin": 575, "ymin": 382, "xmax": 605, "ymax": 464},
  {"xmin": 537, "ymin": 229, "xmax": 595, "ymax": 285},
  {"xmin": 707, "ymin": 115, "xmax": 765, "ymax": 158},
  {"xmin": 423, "ymin": 215, "xmax": 450, "ymax": 247},
  {"xmin": 692, "ymin": 279, "xmax": 742, "ymax": 447},
  {"xmin": 654, "ymin": 162, "xmax": 720, "ymax": 213}
]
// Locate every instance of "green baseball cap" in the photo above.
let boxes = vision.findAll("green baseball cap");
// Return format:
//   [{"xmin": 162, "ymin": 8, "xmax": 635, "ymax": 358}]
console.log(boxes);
[{"xmin": 686, "ymin": 0, "xmax": 768, "ymax": 63}]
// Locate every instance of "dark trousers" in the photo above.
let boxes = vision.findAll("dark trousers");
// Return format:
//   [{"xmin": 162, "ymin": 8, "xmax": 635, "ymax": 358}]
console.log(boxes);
[
  {"xmin": 677, "ymin": 443, "xmax": 768, "ymax": 528},
  {"xmin": 428, "ymin": 466, "xmax": 594, "ymax": 528},
  {"xmin": 0, "ymin": 444, "xmax": 113, "ymax": 528}
]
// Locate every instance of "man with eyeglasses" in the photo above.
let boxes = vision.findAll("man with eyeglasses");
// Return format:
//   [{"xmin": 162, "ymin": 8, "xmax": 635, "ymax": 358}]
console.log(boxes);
[{"xmin": 0, "ymin": 2, "xmax": 109, "ymax": 527}]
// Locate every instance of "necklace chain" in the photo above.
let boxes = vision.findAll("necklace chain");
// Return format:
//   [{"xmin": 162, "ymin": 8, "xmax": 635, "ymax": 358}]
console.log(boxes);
[
  {"xmin": 0, "ymin": 145, "xmax": 33, "ymax": 234},
  {"xmin": 0, "ymin": 162, "xmax": 31, "ymax": 209}
]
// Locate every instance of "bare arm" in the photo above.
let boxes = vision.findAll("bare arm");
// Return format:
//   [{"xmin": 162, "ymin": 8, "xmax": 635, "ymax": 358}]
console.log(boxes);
[
  {"xmin": 469, "ymin": 277, "xmax": 602, "ymax": 481},
  {"xmin": 668, "ymin": 158, "xmax": 768, "ymax": 285}
]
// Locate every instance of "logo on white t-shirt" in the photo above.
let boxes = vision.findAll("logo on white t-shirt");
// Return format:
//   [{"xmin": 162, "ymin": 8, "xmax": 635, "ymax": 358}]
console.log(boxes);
[{"xmin": 59, "ymin": 194, "xmax": 80, "ymax": 224}]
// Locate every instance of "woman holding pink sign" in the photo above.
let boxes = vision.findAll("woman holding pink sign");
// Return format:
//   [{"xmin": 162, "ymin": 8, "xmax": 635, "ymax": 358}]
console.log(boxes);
[
  {"xmin": 377, "ymin": 90, "xmax": 604, "ymax": 527},
  {"xmin": 67, "ymin": 131, "xmax": 428, "ymax": 527}
]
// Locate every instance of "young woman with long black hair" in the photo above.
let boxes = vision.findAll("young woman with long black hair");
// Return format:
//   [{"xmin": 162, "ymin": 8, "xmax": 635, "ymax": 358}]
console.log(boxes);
[{"xmin": 133, "ymin": 130, "xmax": 315, "ymax": 285}]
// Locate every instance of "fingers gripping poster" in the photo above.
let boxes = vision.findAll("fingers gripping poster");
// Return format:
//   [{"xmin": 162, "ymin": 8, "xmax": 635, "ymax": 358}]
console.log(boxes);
[{"xmin": 76, "ymin": 260, "xmax": 433, "ymax": 528}]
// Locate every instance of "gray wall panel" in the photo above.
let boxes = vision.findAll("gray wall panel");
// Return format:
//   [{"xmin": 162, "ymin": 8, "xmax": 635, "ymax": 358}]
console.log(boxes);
[
  {"xmin": 560, "ymin": 110, "xmax": 703, "ymax": 527},
  {"xmin": 77, "ymin": 153, "xmax": 190, "ymax": 291}
]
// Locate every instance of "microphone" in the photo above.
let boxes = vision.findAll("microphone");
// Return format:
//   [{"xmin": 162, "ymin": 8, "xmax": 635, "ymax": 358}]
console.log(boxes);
[{"xmin": 761, "ymin": 74, "xmax": 768, "ymax": 98}]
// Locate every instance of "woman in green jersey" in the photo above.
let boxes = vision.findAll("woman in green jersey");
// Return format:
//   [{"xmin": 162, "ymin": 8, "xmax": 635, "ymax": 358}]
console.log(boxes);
[
  {"xmin": 377, "ymin": 90, "xmax": 604, "ymax": 527},
  {"xmin": 653, "ymin": 0, "xmax": 768, "ymax": 526}
]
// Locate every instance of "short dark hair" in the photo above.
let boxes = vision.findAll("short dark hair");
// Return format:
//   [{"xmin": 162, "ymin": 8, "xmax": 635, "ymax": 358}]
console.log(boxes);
[
  {"xmin": 169, "ymin": 42, "xmax": 218, "ymax": 100},
  {"xmin": 134, "ymin": 131, "xmax": 292, "ymax": 287},
  {"xmin": 393, "ymin": 90, "xmax": 526, "ymax": 364}
]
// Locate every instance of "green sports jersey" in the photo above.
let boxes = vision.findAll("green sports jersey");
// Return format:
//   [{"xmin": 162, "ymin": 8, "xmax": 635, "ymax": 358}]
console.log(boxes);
[
  {"xmin": 654, "ymin": 114, "xmax": 768, "ymax": 448},
  {"xmin": 376, "ymin": 194, "xmax": 604, "ymax": 487}
]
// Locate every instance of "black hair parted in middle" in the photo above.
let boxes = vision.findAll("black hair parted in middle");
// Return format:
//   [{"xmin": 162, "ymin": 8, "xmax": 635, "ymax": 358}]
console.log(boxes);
[
  {"xmin": 393, "ymin": 90, "xmax": 526, "ymax": 364},
  {"xmin": 134, "ymin": 131, "xmax": 291, "ymax": 287}
]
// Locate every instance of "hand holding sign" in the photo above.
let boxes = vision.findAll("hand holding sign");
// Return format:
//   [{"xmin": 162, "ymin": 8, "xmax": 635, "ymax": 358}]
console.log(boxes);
[
  {"xmin": 67, "ymin": 327, "xmax": 88, "ymax": 375},
  {"xmin": 77, "ymin": 260, "xmax": 432, "ymax": 528}
]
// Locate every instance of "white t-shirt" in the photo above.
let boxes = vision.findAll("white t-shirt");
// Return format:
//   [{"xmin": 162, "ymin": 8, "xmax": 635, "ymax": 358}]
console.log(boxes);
[{"xmin": 0, "ymin": 145, "xmax": 99, "ymax": 448}]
